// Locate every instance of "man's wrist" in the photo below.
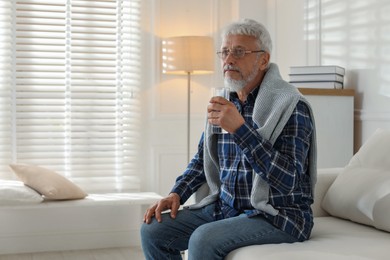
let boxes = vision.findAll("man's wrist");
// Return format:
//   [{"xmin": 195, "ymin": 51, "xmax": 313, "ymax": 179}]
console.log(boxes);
[{"xmin": 169, "ymin": 192, "xmax": 180, "ymax": 200}]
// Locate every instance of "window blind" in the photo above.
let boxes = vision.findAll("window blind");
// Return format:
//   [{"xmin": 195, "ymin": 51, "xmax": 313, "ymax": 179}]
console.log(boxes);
[
  {"xmin": 0, "ymin": 0, "xmax": 141, "ymax": 193},
  {"xmin": 0, "ymin": 0, "xmax": 13, "ymax": 180}
]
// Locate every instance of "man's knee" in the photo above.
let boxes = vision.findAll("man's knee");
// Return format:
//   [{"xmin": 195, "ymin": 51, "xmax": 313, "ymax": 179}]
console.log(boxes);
[
  {"xmin": 188, "ymin": 224, "xmax": 224, "ymax": 259},
  {"xmin": 140, "ymin": 219, "xmax": 163, "ymax": 241},
  {"xmin": 140, "ymin": 222, "xmax": 152, "ymax": 241},
  {"xmin": 188, "ymin": 224, "xmax": 216, "ymax": 250}
]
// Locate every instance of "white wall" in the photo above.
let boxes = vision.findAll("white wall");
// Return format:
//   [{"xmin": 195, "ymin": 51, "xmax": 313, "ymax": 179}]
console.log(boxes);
[
  {"xmin": 140, "ymin": 0, "xmax": 234, "ymax": 194},
  {"xmin": 140, "ymin": 0, "xmax": 390, "ymax": 194},
  {"xmin": 322, "ymin": 0, "xmax": 390, "ymax": 148},
  {"xmin": 266, "ymin": 0, "xmax": 390, "ymax": 149}
]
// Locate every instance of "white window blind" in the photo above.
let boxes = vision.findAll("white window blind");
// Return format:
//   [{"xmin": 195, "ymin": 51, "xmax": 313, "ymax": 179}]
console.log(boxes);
[
  {"xmin": 0, "ymin": 0, "xmax": 13, "ymax": 179},
  {"xmin": 0, "ymin": 0, "xmax": 141, "ymax": 193}
]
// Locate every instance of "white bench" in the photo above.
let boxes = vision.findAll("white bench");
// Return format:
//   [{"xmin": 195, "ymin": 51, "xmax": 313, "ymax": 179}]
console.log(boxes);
[{"xmin": 0, "ymin": 192, "xmax": 162, "ymax": 255}]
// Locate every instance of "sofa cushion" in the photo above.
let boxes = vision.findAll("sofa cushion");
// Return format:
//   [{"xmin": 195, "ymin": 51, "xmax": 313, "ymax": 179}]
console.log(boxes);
[
  {"xmin": 373, "ymin": 193, "xmax": 390, "ymax": 232},
  {"xmin": 226, "ymin": 217, "xmax": 390, "ymax": 260},
  {"xmin": 321, "ymin": 128, "xmax": 390, "ymax": 232},
  {"xmin": 0, "ymin": 180, "xmax": 43, "ymax": 205},
  {"xmin": 9, "ymin": 164, "xmax": 87, "ymax": 200}
]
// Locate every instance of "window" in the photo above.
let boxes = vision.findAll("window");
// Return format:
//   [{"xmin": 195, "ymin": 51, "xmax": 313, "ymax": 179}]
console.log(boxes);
[{"xmin": 0, "ymin": 0, "xmax": 141, "ymax": 193}]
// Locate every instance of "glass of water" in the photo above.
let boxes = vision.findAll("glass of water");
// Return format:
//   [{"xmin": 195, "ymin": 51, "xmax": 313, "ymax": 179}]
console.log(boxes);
[{"xmin": 210, "ymin": 87, "xmax": 230, "ymax": 134}]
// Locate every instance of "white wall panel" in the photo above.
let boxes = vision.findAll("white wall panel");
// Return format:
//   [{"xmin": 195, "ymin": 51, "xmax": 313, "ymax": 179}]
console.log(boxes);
[
  {"xmin": 269, "ymin": 0, "xmax": 321, "ymax": 78},
  {"xmin": 152, "ymin": 146, "xmax": 187, "ymax": 196},
  {"xmin": 140, "ymin": 0, "xmax": 233, "ymax": 193}
]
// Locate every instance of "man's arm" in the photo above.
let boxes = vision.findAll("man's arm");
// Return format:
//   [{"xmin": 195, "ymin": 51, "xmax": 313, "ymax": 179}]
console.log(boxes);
[
  {"xmin": 143, "ymin": 134, "xmax": 207, "ymax": 224},
  {"xmin": 170, "ymin": 133, "xmax": 207, "ymax": 204},
  {"xmin": 234, "ymin": 101, "xmax": 314, "ymax": 194}
]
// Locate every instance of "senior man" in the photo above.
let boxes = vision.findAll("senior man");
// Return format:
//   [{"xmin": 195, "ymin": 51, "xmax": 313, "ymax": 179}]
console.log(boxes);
[{"xmin": 141, "ymin": 18, "xmax": 317, "ymax": 260}]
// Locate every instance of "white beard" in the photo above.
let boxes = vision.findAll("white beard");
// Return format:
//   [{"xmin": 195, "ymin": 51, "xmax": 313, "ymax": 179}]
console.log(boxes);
[
  {"xmin": 224, "ymin": 77, "xmax": 246, "ymax": 92},
  {"xmin": 223, "ymin": 60, "xmax": 260, "ymax": 92}
]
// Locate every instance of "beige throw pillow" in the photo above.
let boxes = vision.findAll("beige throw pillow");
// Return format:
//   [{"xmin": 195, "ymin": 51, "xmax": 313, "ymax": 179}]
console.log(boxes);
[
  {"xmin": 321, "ymin": 128, "xmax": 390, "ymax": 232},
  {"xmin": 9, "ymin": 164, "xmax": 87, "ymax": 200}
]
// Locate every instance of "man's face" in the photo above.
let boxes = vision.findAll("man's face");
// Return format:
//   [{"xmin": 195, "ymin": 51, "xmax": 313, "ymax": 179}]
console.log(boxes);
[{"xmin": 220, "ymin": 35, "xmax": 268, "ymax": 92}]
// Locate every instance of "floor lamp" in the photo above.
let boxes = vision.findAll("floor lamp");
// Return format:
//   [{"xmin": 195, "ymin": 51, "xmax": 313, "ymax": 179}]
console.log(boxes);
[{"xmin": 162, "ymin": 36, "xmax": 214, "ymax": 163}]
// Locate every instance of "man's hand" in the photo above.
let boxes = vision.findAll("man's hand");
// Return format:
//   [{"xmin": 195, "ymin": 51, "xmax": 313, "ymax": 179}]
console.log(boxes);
[
  {"xmin": 207, "ymin": 96, "xmax": 245, "ymax": 133},
  {"xmin": 143, "ymin": 193, "xmax": 181, "ymax": 224}
]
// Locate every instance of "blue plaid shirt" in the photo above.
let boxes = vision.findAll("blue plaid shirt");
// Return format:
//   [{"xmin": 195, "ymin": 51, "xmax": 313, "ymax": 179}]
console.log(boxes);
[{"xmin": 171, "ymin": 87, "xmax": 315, "ymax": 241}]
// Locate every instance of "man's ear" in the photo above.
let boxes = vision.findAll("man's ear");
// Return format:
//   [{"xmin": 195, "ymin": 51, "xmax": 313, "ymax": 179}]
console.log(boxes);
[{"xmin": 259, "ymin": 52, "xmax": 270, "ymax": 70}]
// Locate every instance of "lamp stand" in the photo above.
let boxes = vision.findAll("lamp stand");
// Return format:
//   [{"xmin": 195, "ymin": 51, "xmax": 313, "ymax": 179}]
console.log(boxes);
[
  {"xmin": 161, "ymin": 36, "xmax": 214, "ymax": 165},
  {"xmin": 186, "ymin": 72, "xmax": 191, "ymax": 164}
]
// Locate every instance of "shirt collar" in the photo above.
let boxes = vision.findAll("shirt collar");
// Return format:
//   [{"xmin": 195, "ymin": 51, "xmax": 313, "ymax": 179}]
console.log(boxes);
[
  {"xmin": 231, "ymin": 85, "xmax": 260, "ymax": 104},
  {"xmin": 247, "ymin": 86, "xmax": 260, "ymax": 104}
]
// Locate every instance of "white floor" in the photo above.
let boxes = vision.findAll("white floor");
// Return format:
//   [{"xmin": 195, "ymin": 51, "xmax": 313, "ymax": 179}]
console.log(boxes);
[{"xmin": 0, "ymin": 247, "xmax": 145, "ymax": 260}]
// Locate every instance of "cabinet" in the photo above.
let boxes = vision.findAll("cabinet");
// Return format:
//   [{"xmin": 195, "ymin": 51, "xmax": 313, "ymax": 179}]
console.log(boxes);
[{"xmin": 298, "ymin": 89, "xmax": 355, "ymax": 168}]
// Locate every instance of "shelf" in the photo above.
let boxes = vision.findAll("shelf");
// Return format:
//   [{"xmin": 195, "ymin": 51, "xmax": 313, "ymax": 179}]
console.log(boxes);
[{"xmin": 298, "ymin": 88, "xmax": 355, "ymax": 96}]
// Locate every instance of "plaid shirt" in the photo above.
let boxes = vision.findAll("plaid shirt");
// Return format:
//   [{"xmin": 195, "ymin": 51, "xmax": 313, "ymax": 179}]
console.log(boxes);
[{"xmin": 171, "ymin": 87, "xmax": 315, "ymax": 241}]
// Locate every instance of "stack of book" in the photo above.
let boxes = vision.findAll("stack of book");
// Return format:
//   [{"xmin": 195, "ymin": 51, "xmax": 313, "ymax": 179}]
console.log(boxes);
[{"xmin": 288, "ymin": 65, "xmax": 345, "ymax": 89}]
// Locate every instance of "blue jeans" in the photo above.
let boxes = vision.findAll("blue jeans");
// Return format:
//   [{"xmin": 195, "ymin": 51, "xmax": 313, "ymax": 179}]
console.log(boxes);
[{"xmin": 140, "ymin": 203, "xmax": 299, "ymax": 260}]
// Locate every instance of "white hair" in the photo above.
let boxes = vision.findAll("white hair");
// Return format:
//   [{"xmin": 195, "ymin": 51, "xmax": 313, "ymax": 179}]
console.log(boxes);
[{"xmin": 221, "ymin": 18, "xmax": 272, "ymax": 54}]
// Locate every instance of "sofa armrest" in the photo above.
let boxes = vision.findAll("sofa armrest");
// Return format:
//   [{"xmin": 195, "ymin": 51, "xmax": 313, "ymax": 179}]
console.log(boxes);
[{"xmin": 312, "ymin": 168, "xmax": 343, "ymax": 217}]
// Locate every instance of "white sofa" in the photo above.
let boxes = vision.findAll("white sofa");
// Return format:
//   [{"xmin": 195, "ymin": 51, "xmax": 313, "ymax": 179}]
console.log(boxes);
[
  {"xmin": 0, "ymin": 192, "xmax": 162, "ymax": 255},
  {"xmin": 226, "ymin": 128, "xmax": 390, "ymax": 260},
  {"xmin": 0, "ymin": 163, "xmax": 163, "ymax": 255}
]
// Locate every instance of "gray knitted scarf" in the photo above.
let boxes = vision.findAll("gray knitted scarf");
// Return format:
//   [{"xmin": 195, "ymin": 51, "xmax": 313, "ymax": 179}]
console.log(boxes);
[{"xmin": 190, "ymin": 63, "xmax": 317, "ymax": 216}]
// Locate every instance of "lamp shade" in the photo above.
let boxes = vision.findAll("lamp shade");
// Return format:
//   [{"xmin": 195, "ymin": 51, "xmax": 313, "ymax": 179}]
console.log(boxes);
[{"xmin": 162, "ymin": 36, "xmax": 214, "ymax": 75}]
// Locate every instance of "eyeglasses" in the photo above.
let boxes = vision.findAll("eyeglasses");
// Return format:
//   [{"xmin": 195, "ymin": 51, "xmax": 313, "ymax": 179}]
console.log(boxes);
[{"xmin": 216, "ymin": 48, "xmax": 265, "ymax": 60}]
